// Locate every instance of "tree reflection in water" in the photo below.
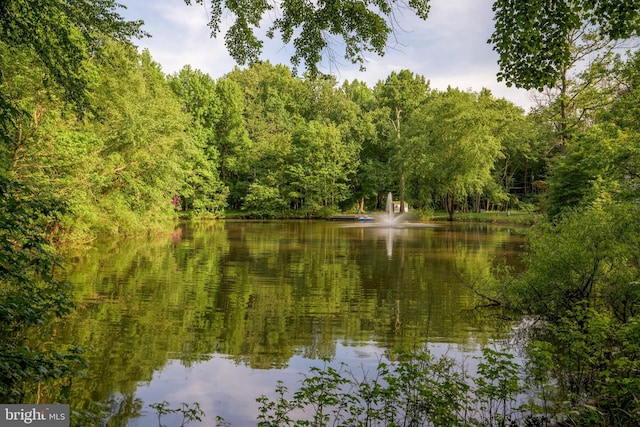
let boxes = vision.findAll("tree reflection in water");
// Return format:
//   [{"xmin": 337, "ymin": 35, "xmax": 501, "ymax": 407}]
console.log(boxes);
[{"xmin": 44, "ymin": 221, "xmax": 526, "ymax": 425}]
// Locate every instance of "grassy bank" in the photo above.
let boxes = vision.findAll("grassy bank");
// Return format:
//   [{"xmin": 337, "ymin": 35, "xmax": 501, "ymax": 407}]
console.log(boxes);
[
  {"xmin": 221, "ymin": 209, "xmax": 542, "ymax": 225},
  {"xmin": 430, "ymin": 210, "xmax": 540, "ymax": 225}
]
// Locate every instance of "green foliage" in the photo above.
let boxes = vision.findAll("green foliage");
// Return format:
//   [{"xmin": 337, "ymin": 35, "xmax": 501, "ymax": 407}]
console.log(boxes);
[
  {"xmin": 256, "ymin": 348, "xmax": 535, "ymax": 426},
  {"xmin": 85, "ymin": 45, "xmax": 190, "ymax": 231},
  {"xmin": 387, "ymin": 352, "xmax": 471, "ymax": 426},
  {"xmin": 150, "ymin": 401, "xmax": 206, "ymax": 427},
  {"xmin": 0, "ymin": 8, "xmax": 186, "ymax": 408},
  {"xmin": 286, "ymin": 120, "xmax": 358, "ymax": 216},
  {"xmin": 544, "ymin": 124, "xmax": 631, "ymax": 219},
  {"xmin": 0, "ymin": 0, "xmax": 144, "ymax": 111},
  {"xmin": 486, "ymin": 98, "xmax": 545, "ymax": 211},
  {"xmin": 0, "ymin": 176, "xmax": 87, "ymax": 402},
  {"xmin": 1, "ymin": 36, "xmax": 197, "ymax": 236},
  {"xmin": 181, "ymin": 0, "xmax": 640, "ymax": 98},
  {"xmin": 598, "ymin": 50, "xmax": 640, "ymax": 202},
  {"xmin": 184, "ymin": 0, "xmax": 431, "ymax": 75},
  {"xmin": 372, "ymin": 69, "xmax": 431, "ymax": 209},
  {"xmin": 501, "ymin": 202, "xmax": 640, "ymax": 426},
  {"xmin": 225, "ymin": 62, "xmax": 303, "ymax": 212},
  {"xmin": 607, "ymin": 50, "xmax": 640, "ymax": 132},
  {"xmin": 522, "ymin": 340, "xmax": 555, "ymax": 422},
  {"xmin": 509, "ymin": 203, "xmax": 640, "ymax": 323},
  {"xmin": 490, "ymin": 0, "xmax": 640, "ymax": 90},
  {"xmin": 0, "ymin": 179, "xmax": 70, "ymax": 328},
  {"xmin": 243, "ymin": 179, "xmax": 287, "ymax": 218},
  {"xmin": 168, "ymin": 66, "xmax": 228, "ymax": 216},
  {"xmin": 7, "ymin": 4, "xmax": 640, "ymax": 422},
  {"xmin": 374, "ymin": 70, "xmax": 431, "ymax": 122},
  {"xmin": 524, "ymin": 312, "xmax": 640, "ymax": 426},
  {"xmin": 2, "ymin": 0, "xmax": 638, "ymax": 231},
  {"xmin": 475, "ymin": 348, "xmax": 521, "ymax": 426},
  {"xmin": 404, "ymin": 88, "xmax": 503, "ymax": 220},
  {"xmin": 223, "ymin": 64, "xmax": 369, "ymax": 216},
  {"xmin": 3, "ymin": 38, "xmax": 537, "ymax": 227}
]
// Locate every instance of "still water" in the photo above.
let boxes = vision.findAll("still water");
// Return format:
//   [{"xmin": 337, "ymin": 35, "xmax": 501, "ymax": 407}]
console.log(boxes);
[{"xmin": 54, "ymin": 220, "xmax": 526, "ymax": 425}]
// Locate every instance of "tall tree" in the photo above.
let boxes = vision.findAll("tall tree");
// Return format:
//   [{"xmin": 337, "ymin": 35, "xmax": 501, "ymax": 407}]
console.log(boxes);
[
  {"xmin": 82, "ymin": 45, "xmax": 190, "ymax": 232},
  {"xmin": 225, "ymin": 63, "xmax": 301, "ymax": 216},
  {"xmin": 213, "ymin": 77, "xmax": 252, "ymax": 209},
  {"xmin": 303, "ymin": 75, "xmax": 368, "ymax": 210},
  {"xmin": 545, "ymin": 50, "xmax": 640, "ymax": 218},
  {"xmin": 169, "ymin": 66, "xmax": 228, "ymax": 216},
  {"xmin": 403, "ymin": 88, "xmax": 502, "ymax": 220},
  {"xmin": 603, "ymin": 51, "xmax": 640, "ymax": 203},
  {"xmin": 374, "ymin": 70, "xmax": 430, "ymax": 211},
  {"xmin": 526, "ymin": 28, "xmax": 632, "ymax": 153},
  {"xmin": 226, "ymin": 61, "xmax": 306, "ymax": 198},
  {"xmin": 478, "ymin": 93, "xmax": 543, "ymax": 211},
  {"xmin": 0, "ymin": 0, "xmax": 144, "ymax": 402},
  {"xmin": 342, "ymin": 80, "xmax": 386, "ymax": 212},
  {"xmin": 338, "ymin": 80, "xmax": 378, "ymax": 212},
  {"xmin": 286, "ymin": 120, "xmax": 359, "ymax": 216},
  {"xmin": 544, "ymin": 124, "xmax": 628, "ymax": 219}
]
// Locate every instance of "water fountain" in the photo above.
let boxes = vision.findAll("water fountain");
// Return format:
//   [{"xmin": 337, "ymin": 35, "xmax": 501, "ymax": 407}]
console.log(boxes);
[
  {"xmin": 378, "ymin": 192, "xmax": 406, "ymax": 226},
  {"xmin": 371, "ymin": 192, "xmax": 433, "ymax": 258},
  {"xmin": 335, "ymin": 192, "xmax": 434, "ymax": 231},
  {"xmin": 369, "ymin": 192, "xmax": 436, "ymax": 229}
]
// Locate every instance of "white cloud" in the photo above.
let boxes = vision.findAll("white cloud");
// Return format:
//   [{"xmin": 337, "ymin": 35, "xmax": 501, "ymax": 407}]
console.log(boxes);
[
  {"xmin": 121, "ymin": 1, "xmax": 232, "ymax": 75},
  {"xmin": 118, "ymin": 0, "xmax": 535, "ymax": 110}
]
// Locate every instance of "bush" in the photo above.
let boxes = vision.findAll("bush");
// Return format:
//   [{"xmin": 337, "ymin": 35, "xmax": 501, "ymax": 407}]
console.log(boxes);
[
  {"xmin": 505, "ymin": 202, "xmax": 640, "ymax": 426},
  {"xmin": 256, "ymin": 348, "xmax": 528, "ymax": 427},
  {"xmin": 0, "ymin": 176, "xmax": 86, "ymax": 402}
]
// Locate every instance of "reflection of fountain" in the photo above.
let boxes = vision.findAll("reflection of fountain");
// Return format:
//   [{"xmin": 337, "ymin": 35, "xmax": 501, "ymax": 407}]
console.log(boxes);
[
  {"xmin": 381, "ymin": 193, "xmax": 404, "ymax": 258},
  {"xmin": 384, "ymin": 228, "xmax": 397, "ymax": 259},
  {"xmin": 377, "ymin": 193, "xmax": 436, "ymax": 258},
  {"xmin": 340, "ymin": 192, "xmax": 436, "ymax": 259}
]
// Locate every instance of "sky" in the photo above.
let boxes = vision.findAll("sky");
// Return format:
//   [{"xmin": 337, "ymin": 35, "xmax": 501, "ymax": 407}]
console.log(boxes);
[{"xmin": 117, "ymin": 0, "xmax": 535, "ymax": 110}]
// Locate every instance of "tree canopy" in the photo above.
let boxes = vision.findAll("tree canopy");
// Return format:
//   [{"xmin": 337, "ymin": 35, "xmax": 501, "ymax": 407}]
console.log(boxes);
[
  {"xmin": 184, "ymin": 0, "xmax": 640, "ymax": 89},
  {"xmin": 404, "ymin": 88, "xmax": 503, "ymax": 220},
  {"xmin": 490, "ymin": 0, "xmax": 640, "ymax": 90},
  {"xmin": 184, "ymin": 0, "xmax": 431, "ymax": 75},
  {"xmin": 0, "ymin": 0, "xmax": 145, "ymax": 110}
]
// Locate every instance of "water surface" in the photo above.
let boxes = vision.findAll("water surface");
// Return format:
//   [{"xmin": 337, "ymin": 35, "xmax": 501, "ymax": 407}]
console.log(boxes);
[{"xmin": 53, "ymin": 220, "xmax": 526, "ymax": 425}]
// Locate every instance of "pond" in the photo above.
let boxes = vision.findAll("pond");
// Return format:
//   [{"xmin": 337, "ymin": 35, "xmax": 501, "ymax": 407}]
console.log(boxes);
[{"xmin": 51, "ymin": 220, "xmax": 527, "ymax": 426}]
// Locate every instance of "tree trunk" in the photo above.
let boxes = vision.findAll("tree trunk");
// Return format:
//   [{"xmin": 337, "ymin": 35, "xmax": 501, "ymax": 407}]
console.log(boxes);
[
  {"xmin": 473, "ymin": 192, "xmax": 481, "ymax": 213},
  {"xmin": 446, "ymin": 190, "xmax": 455, "ymax": 221},
  {"xmin": 395, "ymin": 107, "xmax": 406, "ymax": 217},
  {"xmin": 399, "ymin": 171, "xmax": 405, "ymax": 214}
]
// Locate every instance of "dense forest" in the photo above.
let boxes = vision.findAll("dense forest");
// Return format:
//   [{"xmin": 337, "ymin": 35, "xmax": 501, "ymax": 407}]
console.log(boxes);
[
  {"xmin": 1, "ymin": 0, "xmax": 640, "ymax": 426},
  {"xmin": 1, "ymin": 4, "xmax": 639, "ymax": 235},
  {"xmin": 3, "ymin": 41, "xmax": 544, "ymax": 235}
]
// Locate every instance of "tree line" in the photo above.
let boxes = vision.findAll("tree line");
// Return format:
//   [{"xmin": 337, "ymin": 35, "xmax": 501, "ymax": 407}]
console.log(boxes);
[
  {"xmin": 1, "ymin": 2, "xmax": 639, "ymax": 236},
  {"xmin": 2, "ymin": 39, "xmax": 543, "ymax": 235}
]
